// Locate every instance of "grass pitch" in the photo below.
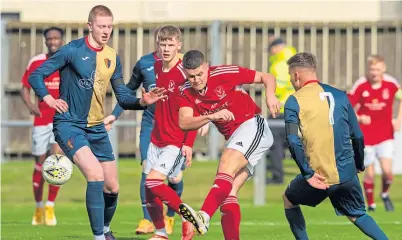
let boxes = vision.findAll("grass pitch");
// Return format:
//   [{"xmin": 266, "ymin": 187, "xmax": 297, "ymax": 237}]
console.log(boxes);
[{"xmin": 1, "ymin": 159, "xmax": 402, "ymax": 239}]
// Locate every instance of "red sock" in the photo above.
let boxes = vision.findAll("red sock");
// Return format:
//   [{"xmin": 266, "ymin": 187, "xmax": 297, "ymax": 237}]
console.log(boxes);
[
  {"xmin": 33, "ymin": 163, "xmax": 45, "ymax": 203},
  {"xmin": 220, "ymin": 196, "xmax": 241, "ymax": 240},
  {"xmin": 145, "ymin": 181, "xmax": 165, "ymax": 229},
  {"xmin": 48, "ymin": 185, "xmax": 60, "ymax": 202},
  {"xmin": 145, "ymin": 179, "xmax": 182, "ymax": 215},
  {"xmin": 382, "ymin": 174, "xmax": 393, "ymax": 195},
  {"xmin": 200, "ymin": 173, "xmax": 233, "ymax": 218},
  {"xmin": 363, "ymin": 179, "xmax": 375, "ymax": 206}
]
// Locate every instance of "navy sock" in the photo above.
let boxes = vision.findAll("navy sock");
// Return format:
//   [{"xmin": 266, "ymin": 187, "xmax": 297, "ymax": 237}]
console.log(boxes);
[
  {"xmin": 86, "ymin": 181, "xmax": 105, "ymax": 236},
  {"xmin": 167, "ymin": 180, "xmax": 183, "ymax": 217},
  {"xmin": 285, "ymin": 207, "xmax": 309, "ymax": 240},
  {"xmin": 354, "ymin": 214, "xmax": 388, "ymax": 240},
  {"xmin": 103, "ymin": 192, "xmax": 118, "ymax": 229},
  {"xmin": 140, "ymin": 173, "xmax": 152, "ymax": 221}
]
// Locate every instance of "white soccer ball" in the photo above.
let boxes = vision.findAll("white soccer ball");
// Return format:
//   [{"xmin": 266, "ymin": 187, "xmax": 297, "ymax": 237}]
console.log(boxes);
[{"xmin": 42, "ymin": 154, "xmax": 73, "ymax": 185}]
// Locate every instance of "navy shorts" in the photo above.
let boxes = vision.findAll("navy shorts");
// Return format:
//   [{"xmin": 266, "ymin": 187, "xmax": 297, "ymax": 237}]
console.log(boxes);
[
  {"xmin": 53, "ymin": 122, "xmax": 115, "ymax": 162},
  {"xmin": 285, "ymin": 174, "xmax": 366, "ymax": 217},
  {"xmin": 140, "ymin": 116, "xmax": 186, "ymax": 171}
]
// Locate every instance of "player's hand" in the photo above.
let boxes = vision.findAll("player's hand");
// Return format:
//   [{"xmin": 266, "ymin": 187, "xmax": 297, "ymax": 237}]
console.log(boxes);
[
  {"xmin": 43, "ymin": 95, "xmax": 68, "ymax": 114},
  {"xmin": 28, "ymin": 103, "xmax": 41, "ymax": 117},
  {"xmin": 198, "ymin": 123, "xmax": 210, "ymax": 136},
  {"xmin": 141, "ymin": 87, "xmax": 167, "ymax": 105},
  {"xmin": 306, "ymin": 173, "xmax": 329, "ymax": 190},
  {"xmin": 392, "ymin": 118, "xmax": 401, "ymax": 132},
  {"xmin": 266, "ymin": 93, "xmax": 281, "ymax": 118},
  {"xmin": 104, "ymin": 115, "xmax": 116, "ymax": 132},
  {"xmin": 358, "ymin": 115, "xmax": 371, "ymax": 125},
  {"xmin": 209, "ymin": 109, "xmax": 235, "ymax": 121},
  {"xmin": 182, "ymin": 145, "xmax": 193, "ymax": 167}
]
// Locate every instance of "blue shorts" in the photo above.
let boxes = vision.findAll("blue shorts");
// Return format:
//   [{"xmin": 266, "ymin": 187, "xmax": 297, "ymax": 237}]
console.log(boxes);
[
  {"xmin": 139, "ymin": 116, "xmax": 186, "ymax": 171},
  {"xmin": 53, "ymin": 122, "xmax": 114, "ymax": 162},
  {"xmin": 285, "ymin": 174, "xmax": 366, "ymax": 217}
]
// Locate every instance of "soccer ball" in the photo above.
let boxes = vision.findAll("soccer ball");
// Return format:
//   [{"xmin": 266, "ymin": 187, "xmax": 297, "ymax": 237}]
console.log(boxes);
[{"xmin": 42, "ymin": 154, "xmax": 73, "ymax": 185}]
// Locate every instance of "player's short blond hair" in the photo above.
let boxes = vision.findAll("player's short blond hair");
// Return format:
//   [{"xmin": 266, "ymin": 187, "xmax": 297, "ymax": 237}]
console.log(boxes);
[
  {"xmin": 88, "ymin": 5, "xmax": 113, "ymax": 22},
  {"xmin": 157, "ymin": 25, "xmax": 181, "ymax": 42},
  {"xmin": 153, "ymin": 26, "xmax": 162, "ymax": 42},
  {"xmin": 367, "ymin": 54, "xmax": 385, "ymax": 65}
]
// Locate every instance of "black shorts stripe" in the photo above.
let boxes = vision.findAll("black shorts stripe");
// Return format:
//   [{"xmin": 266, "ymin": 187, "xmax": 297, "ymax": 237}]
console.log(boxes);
[
  {"xmin": 244, "ymin": 115, "xmax": 265, "ymax": 159},
  {"xmin": 168, "ymin": 150, "xmax": 183, "ymax": 175}
]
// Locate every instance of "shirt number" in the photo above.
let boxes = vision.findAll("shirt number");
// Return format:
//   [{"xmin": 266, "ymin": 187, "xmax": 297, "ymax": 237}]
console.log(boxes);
[{"xmin": 319, "ymin": 92, "xmax": 335, "ymax": 125}]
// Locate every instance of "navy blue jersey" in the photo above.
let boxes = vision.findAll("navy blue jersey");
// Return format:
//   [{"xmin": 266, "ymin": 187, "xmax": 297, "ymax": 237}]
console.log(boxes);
[
  {"xmin": 29, "ymin": 37, "xmax": 145, "ymax": 127},
  {"xmin": 284, "ymin": 81, "xmax": 365, "ymax": 185},
  {"xmin": 112, "ymin": 52, "xmax": 159, "ymax": 119}
]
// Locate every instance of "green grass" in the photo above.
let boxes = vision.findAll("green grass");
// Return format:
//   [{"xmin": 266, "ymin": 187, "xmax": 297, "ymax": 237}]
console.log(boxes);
[{"xmin": 1, "ymin": 159, "xmax": 402, "ymax": 239}]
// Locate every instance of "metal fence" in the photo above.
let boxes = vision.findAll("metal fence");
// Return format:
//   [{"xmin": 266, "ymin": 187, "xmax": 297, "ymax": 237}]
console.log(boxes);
[{"xmin": 2, "ymin": 20, "xmax": 402, "ymax": 157}]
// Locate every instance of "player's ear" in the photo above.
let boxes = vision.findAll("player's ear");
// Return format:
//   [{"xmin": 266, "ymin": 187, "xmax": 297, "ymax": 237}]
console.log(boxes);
[
  {"xmin": 178, "ymin": 41, "xmax": 183, "ymax": 50},
  {"xmin": 87, "ymin": 22, "xmax": 93, "ymax": 32}
]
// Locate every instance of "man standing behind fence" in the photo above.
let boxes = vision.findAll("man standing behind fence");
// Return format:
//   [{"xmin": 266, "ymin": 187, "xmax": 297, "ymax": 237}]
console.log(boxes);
[
  {"xmin": 266, "ymin": 38, "xmax": 296, "ymax": 184},
  {"xmin": 20, "ymin": 27, "xmax": 65, "ymax": 226}
]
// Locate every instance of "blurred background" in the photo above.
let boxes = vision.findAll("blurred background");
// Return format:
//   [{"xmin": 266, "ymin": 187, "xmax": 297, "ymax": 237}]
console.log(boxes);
[{"xmin": 1, "ymin": 0, "xmax": 402, "ymax": 171}]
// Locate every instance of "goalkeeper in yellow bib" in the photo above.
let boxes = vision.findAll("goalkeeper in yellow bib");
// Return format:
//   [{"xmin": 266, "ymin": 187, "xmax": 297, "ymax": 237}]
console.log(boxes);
[{"xmin": 266, "ymin": 38, "xmax": 296, "ymax": 184}]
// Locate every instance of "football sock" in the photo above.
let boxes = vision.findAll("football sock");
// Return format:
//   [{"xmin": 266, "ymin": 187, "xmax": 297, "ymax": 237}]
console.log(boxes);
[
  {"xmin": 45, "ymin": 201, "xmax": 54, "ymax": 207},
  {"xmin": 86, "ymin": 181, "xmax": 105, "ymax": 236},
  {"xmin": 33, "ymin": 163, "xmax": 45, "ymax": 203},
  {"xmin": 94, "ymin": 235, "xmax": 105, "ymax": 240},
  {"xmin": 381, "ymin": 175, "xmax": 393, "ymax": 197},
  {"xmin": 354, "ymin": 214, "xmax": 388, "ymax": 240},
  {"xmin": 155, "ymin": 228, "xmax": 168, "ymax": 237},
  {"xmin": 220, "ymin": 196, "xmax": 241, "ymax": 240},
  {"xmin": 363, "ymin": 179, "xmax": 375, "ymax": 206},
  {"xmin": 48, "ymin": 184, "xmax": 60, "ymax": 202},
  {"xmin": 145, "ymin": 179, "xmax": 182, "ymax": 214},
  {"xmin": 145, "ymin": 182, "xmax": 165, "ymax": 229},
  {"xmin": 200, "ymin": 173, "xmax": 233, "ymax": 218},
  {"xmin": 140, "ymin": 173, "xmax": 152, "ymax": 221},
  {"xmin": 103, "ymin": 192, "xmax": 118, "ymax": 229},
  {"xmin": 285, "ymin": 206, "xmax": 309, "ymax": 240},
  {"xmin": 167, "ymin": 179, "xmax": 184, "ymax": 217}
]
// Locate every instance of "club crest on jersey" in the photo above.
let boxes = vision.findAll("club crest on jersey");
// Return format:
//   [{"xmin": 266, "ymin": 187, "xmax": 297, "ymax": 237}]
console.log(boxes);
[
  {"xmin": 214, "ymin": 86, "xmax": 226, "ymax": 99},
  {"xmin": 104, "ymin": 58, "xmax": 111, "ymax": 68},
  {"xmin": 168, "ymin": 80, "xmax": 175, "ymax": 92},
  {"xmin": 362, "ymin": 91, "xmax": 370, "ymax": 97},
  {"xmin": 382, "ymin": 89, "xmax": 389, "ymax": 99}
]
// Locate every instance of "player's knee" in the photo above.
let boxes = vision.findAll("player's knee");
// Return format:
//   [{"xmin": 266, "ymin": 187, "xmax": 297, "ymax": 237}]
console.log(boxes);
[
  {"xmin": 347, "ymin": 216, "xmax": 357, "ymax": 223},
  {"xmin": 104, "ymin": 182, "xmax": 119, "ymax": 194},
  {"xmin": 282, "ymin": 193, "xmax": 294, "ymax": 209},
  {"xmin": 218, "ymin": 150, "xmax": 248, "ymax": 176}
]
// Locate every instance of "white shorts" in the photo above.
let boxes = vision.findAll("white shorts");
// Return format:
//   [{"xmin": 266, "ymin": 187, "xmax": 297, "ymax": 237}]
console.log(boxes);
[
  {"xmin": 144, "ymin": 143, "xmax": 185, "ymax": 178},
  {"xmin": 364, "ymin": 139, "xmax": 394, "ymax": 167},
  {"xmin": 225, "ymin": 115, "xmax": 273, "ymax": 176},
  {"xmin": 32, "ymin": 123, "xmax": 56, "ymax": 156}
]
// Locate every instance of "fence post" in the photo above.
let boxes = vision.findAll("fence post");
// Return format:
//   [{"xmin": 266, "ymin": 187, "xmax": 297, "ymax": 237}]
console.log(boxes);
[
  {"xmin": 208, "ymin": 20, "xmax": 221, "ymax": 160},
  {"xmin": 1, "ymin": 16, "xmax": 10, "ymax": 162}
]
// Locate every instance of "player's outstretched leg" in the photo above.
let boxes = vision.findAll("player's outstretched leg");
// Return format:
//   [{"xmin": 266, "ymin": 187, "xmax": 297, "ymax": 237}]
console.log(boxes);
[
  {"xmin": 283, "ymin": 194, "xmax": 309, "ymax": 240},
  {"xmin": 136, "ymin": 171, "xmax": 155, "ymax": 235},
  {"xmin": 350, "ymin": 215, "xmax": 388, "ymax": 240},
  {"xmin": 379, "ymin": 158, "xmax": 394, "ymax": 212},
  {"xmin": 165, "ymin": 170, "xmax": 184, "ymax": 235},
  {"xmin": 32, "ymin": 157, "xmax": 45, "ymax": 225}
]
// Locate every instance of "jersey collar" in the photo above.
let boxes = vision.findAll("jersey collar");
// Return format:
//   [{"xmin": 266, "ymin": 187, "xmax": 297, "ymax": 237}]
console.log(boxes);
[
  {"xmin": 303, "ymin": 80, "xmax": 320, "ymax": 87},
  {"xmin": 85, "ymin": 36, "xmax": 103, "ymax": 52}
]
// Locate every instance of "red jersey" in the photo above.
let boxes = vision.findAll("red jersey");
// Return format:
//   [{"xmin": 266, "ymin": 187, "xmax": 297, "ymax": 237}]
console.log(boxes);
[
  {"xmin": 348, "ymin": 74, "xmax": 400, "ymax": 145},
  {"xmin": 21, "ymin": 53, "xmax": 60, "ymax": 126},
  {"xmin": 178, "ymin": 65, "xmax": 261, "ymax": 140},
  {"xmin": 151, "ymin": 59, "xmax": 197, "ymax": 148}
]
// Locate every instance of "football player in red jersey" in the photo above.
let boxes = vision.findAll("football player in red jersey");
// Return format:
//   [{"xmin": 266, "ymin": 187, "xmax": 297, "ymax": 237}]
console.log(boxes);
[
  {"xmin": 177, "ymin": 50, "xmax": 280, "ymax": 238},
  {"xmin": 348, "ymin": 55, "xmax": 402, "ymax": 212},
  {"xmin": 143, "ymin": 25, "xmax": 196, "ymax": 240},
  {"xmin": 20, "ymin": 27, "xmax": 64, "ymax": 226}
]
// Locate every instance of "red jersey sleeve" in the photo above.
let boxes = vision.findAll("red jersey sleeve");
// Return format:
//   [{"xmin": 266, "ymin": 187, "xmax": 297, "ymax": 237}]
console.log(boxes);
[
  {"xmin": 178, "ymin": 89, "xmax": 194, "ymax": 109},
  {"xmin": 347, "ymin": 84, "xmax": 362, "ymax": 107},
  {"xmin": 183, "ymin": 130, "xmax": 197, "ymax": 147},
  {"xmin": 236, "ymin": 66, "xmax": 256, "ymax": 85},
  {"xmin": 21, "ymin": 69, "xmax": 32, "ymax": 89}
]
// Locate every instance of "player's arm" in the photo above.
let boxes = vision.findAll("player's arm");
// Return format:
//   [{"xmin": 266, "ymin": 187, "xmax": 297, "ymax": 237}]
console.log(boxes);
[
  {"xmin": 20, "ymin": 67, "xmax": 41, "ymax": 116},
  {"xmin": 394, "ymin": 89, "xmax": 402, "ymax": 131},
  {"xmin": 347, "ymin": 99, "xmax": 365, "ymax": 171},
  {"xmin": 179, "ymin": 107, "xmax": 210, "ymax": 131},
  {"xmin": 253, "ymin": 71, "xmax": 277, "ymax": 97},
  {"xmin": 284, "ymin": 95, "xmax": 315, "ymax": 179},
  {"xmin": 28, "ymin": 45, "xmax": 72, "ymax": 102},
  {"xmin": 111, "ymin": 60, "xmax": 144, "ymax": 118}
]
